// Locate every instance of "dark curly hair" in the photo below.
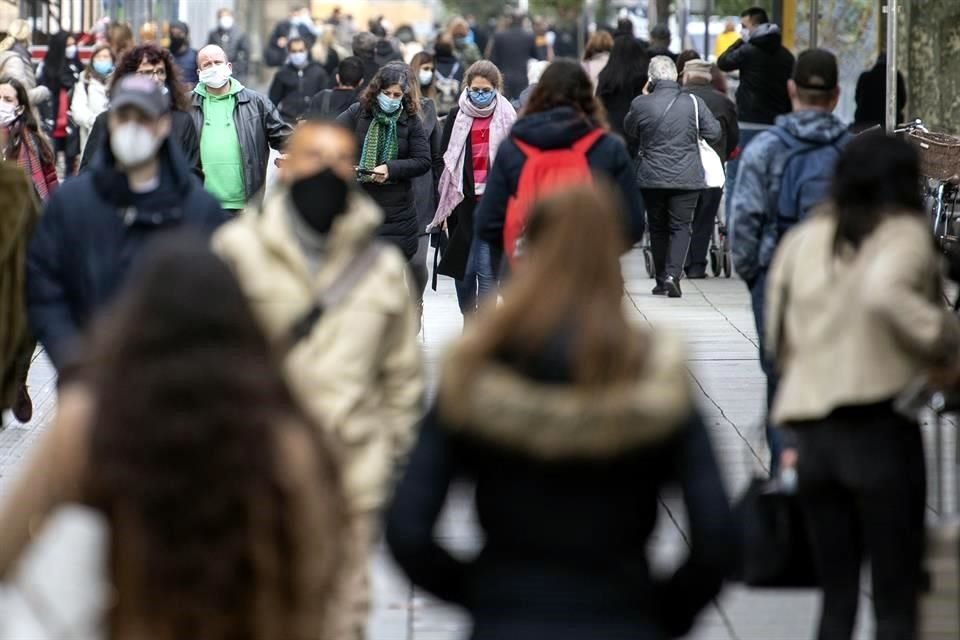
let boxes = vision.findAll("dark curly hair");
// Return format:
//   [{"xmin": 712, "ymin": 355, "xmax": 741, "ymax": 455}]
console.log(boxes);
[
  {"xmin": 522, "ymin": 59, "xmax": 609, "ymax": 129},
  {"xmin": 359, "ymin": 61, "xmax": 419, "ymax": 116},
  {"xmin": 83, "ymin": 233, "xmax": 346, "ymax": 640},
  {"xmin": 111, "ymin": 43, "xmax": 191, "ymax": 112},
  {"xmin": 0, "ymin": 76, "xmax": 55, "ymax": 166}
]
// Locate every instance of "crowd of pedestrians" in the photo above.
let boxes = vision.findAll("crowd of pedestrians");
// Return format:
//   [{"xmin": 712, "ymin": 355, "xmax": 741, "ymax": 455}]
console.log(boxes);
[{"xmin": 0, "ymin": 5, "xmax": 952, "ymax": 640}]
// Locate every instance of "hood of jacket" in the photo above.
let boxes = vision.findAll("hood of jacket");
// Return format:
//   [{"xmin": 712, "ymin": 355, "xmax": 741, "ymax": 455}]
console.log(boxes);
[
  {"xmin": 774, "ymin": 109, "xmax": 849, "ymax": 144},
  {"xmin": 511, "ymin": 106, "xmax": 596, "ymax": 150},
  {"xmin": 436, "ymin": 331, "xmax": 693, "ymax": 460},
  {"xmin": 749, "ymin": 23, "xmax": 783, "ymax": 52},
  {"xmin": 90, "ymin": 135, "xmax": 196, "ymax": 217},
  {"xmin": 255, "ymin": 184, "xmax": 384, "ymax": 279}
]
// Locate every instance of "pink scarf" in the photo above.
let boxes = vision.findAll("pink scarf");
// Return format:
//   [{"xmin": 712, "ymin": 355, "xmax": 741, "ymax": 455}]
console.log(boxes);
[{"xmin": 429, "ymin": 89, "xmax": 517, "ymax": 230}]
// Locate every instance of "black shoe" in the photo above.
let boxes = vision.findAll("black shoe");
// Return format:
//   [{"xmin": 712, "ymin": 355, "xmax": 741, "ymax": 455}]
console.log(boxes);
[
  {"xmin": 12, "ymin": 384, "xmax": 32, "ymax": 423},
  {"xmin": 652, "ymin": 281, "xmax": 667, "ymax": 295},
  {"xmin": 664, "ymin": 276, "xmax": 682, "ymax": 298}
]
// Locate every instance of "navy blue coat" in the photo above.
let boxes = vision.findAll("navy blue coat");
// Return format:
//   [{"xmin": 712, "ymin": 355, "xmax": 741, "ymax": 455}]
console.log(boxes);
[
  {"xmin": 26, "ymin": 139, "xmax": 227, "ymax": 370},
  {"xmin": 474, "ymin": 106, "xmax": 645, "ymax": 260}
]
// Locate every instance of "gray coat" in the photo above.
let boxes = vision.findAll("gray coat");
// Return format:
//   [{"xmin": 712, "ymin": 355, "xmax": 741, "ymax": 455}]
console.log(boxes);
[
  {"xmin": 412, "ymin": 98, "xmax": 443, "ymax": 233},
  {"xmin": 190, "ymin": 86, "xmax": 292, "ymax": 204},
  {"xmin": 624, "ymin": 80, "xmax": 722, "ymax": 191}
]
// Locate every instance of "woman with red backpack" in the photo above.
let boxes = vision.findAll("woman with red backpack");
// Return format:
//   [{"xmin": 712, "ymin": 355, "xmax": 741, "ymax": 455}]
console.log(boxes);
[
  {"xmin": 430, "ymin": 60, "xmax": 517, "ymax": 317},
  {"xmin": 473, "ymin": 59, "xmax": 644, "ymax": 271}
]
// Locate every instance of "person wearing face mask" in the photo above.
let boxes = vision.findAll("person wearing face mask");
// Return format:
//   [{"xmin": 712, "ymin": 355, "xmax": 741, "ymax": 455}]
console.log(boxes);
[
  {"xmin": 446, "ymin": 16, "xmax": 482, "ymax": 68},
  {"xmin": 337, "ymin": 63, "xmax": 431, "ymax": 271},
  {"xmin": 192, "ymin": 45, "xmax": 291, "ymax": 213},
  {"xmin": 168, "ymin": 21, "xmax": 199, "ymax": 86},
  {"xmin": 213, "ymin": 118, "xmax": 424, "ymax": 640},
  {"xmin": 430, "ymin": 61, "xmax": 517, "ymax": 318},
  {"xmin": 268, "ymin": 37, "xmax": 330, "ymax": 125},
  {"xmin": 0, "ymin": 78, "xmax": 58, "ymax": 200},
  {"xmin": 78, "ymin": 44, "xmax": 201, "ymax": 178},
  {"xmin": 207, "ymin": 8, "xmax": 251, "ymax": 84},
  {"xmin": 38, "ymin": 31, "xmax": 84, "ymax": 176},
  {"xmin": 26, "ymin": 75, "xmax": 226, "ymax": 372},
  {"xmin": 265, "ymin": 6, "xmax": 319, "ymax": 68},
  {"xmin": 70, "ymin": 44, "xmax": 114, "ymax": 156}
]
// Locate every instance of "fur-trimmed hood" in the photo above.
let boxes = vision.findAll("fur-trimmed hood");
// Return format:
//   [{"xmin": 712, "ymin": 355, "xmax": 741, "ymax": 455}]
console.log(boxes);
[{"xmin": 436, "ymin": 331, "xmax": 693, "ymax": 460}]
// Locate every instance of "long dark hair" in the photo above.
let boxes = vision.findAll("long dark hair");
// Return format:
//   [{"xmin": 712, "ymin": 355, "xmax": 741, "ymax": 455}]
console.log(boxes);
[
  {"xmin": 409, "ymin": 51, "xmax": 435, "ymax": 100},
  {"xmin": 597, "ymin": 34, "xmax": 649, "ymax": 97},
  {"xmin": 84, "ymin": 233, "xmax": 345, "ymax": 640},
  {"xmin": 522, "ymin": 59, "xmax": 609, "ymax": 129},
  {"xmin": 359, "ymin": 62, "xmax": 419, "ymax": 116},
  {"xmin": 0, "ymin": 76, "xmax": 55, "ymax": 166},
  {"xmin": 111, "ymin": 44, "xmax": 191, "ymax": 112},
  {"xmin": 831, "ymin": 132, "xmax": 924, "ymax": 253},
  {"xmin": 39, "ymin": 31, "xmax": 79, "ymax": 93}
]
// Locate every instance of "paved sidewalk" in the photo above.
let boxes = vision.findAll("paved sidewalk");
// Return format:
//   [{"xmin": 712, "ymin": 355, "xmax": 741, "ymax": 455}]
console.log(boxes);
[{"xmin": 3, "ymin": 246, "xmax": 953, "ymax": 639}]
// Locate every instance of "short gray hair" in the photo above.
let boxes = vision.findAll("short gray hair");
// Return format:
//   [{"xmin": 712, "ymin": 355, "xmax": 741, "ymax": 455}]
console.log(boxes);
[{"xmin": 648, "ymin": 55, "xmax": 678, "ymax": 82}]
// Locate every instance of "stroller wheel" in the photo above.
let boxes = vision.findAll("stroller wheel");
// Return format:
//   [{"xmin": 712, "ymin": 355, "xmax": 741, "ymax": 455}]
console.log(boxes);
[
  {"xmin": 643, "ymin": 249, "xmax": 655, "ymax": 278},
  {"xmin": 710, "ymin": 248, "xmax": 721, "ymax": 277},
  {"xmin": 722, "ymin": 251, "xmax": 733, "ymax": 278}
]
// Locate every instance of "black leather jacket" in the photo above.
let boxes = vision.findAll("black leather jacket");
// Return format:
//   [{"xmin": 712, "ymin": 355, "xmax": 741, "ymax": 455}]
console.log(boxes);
[{"xmin": 190, "ymin": 86, "xmax": 292, "ymax": 203}]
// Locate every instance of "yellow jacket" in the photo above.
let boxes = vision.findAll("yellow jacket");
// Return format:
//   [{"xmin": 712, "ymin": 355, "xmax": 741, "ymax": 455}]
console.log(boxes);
[
  {"xmin": 715, "ymin": 31, "xmax": 741, "ymax": 59},
  {"xmin": 214, "ymin": 189, "xmax": 425, "ymax": 513}
]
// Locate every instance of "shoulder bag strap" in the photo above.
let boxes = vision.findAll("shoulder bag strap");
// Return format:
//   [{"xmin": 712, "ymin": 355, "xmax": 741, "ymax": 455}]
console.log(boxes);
[
  {"xmin": 641, "ymin": 92, "xmax": 680, "ymax": 155},
  {"xmin": 285, "ymin": 242, "xmax": 384, "ymax": 348},
  {"xmin": 690, "ymin": 94, "xmax": 700, "ymax": 137}
]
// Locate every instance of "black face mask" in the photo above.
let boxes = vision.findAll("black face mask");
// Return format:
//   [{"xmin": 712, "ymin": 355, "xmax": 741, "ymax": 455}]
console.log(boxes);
[
  {"xmin": 290, "ymin": 169, "xmax": 350, "ymax": 234},
  {"xmin": 169, "ymin": 36, "xmax": 186, "ymax": 52}
]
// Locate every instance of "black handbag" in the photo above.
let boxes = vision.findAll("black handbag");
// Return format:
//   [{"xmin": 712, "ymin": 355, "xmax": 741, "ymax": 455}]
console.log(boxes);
[{"xmin": 733, "ymin": 477, "xmax": 818, "ymax": 588}]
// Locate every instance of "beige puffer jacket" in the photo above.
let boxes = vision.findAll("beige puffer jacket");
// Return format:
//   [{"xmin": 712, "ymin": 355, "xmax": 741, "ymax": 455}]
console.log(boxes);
[{"xmin": 214, "ymin": 188, "xmax": 425, "ymax": 513}]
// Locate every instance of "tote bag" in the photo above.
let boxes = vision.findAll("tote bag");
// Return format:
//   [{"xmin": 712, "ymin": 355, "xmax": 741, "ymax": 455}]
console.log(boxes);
[{"xmin": 691, "ymin": 95, "xmax": 726, "ymax": 188}]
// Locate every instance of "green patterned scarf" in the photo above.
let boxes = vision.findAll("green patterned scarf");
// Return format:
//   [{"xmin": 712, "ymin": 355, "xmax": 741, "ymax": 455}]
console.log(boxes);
[{"xmin": 359, "ymin": 107, "xmax": 402, "ymax": 182}]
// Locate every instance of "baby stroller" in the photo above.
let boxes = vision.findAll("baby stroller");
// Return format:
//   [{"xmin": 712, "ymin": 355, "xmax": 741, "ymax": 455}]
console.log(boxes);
[{"xmin": 709, "ymin": 211, "xmax": 733, "ymax": 278}]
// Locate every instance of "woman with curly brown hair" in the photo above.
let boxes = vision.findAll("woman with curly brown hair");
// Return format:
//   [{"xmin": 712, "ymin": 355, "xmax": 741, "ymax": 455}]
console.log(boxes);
[
  {"xmin": 0, "ymin": 234, "xmax": 347, "ymax": 640},
  {"xmin": 474, "ymin": 59, "xmax": 644, "ymax": 270},
  {"xmin": 79, "ymin": 43, "xmax": 201, "ymax": 175},
  {"xmin": 337, "ymin": 61, "xmax": 431, "ymax": 264}
]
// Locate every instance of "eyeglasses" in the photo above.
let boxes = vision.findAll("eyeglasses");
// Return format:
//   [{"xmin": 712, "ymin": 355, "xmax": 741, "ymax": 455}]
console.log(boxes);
[
  {"xmin": 469, "ymin": 87, "xmax": 494, "ymax": 95},
  {"xmin": 136, "ymin": 68, "xmax": 167, "ymax": 78}
]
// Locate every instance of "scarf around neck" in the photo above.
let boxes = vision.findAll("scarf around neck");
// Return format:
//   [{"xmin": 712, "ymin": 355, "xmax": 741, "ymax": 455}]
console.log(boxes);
[
  {"xmin": 429, "ymin": 89, "xmax": 517, "ymax": 230},
  {"xmin": 359, "ymin": 105, "xmax": 402, "ymax": 181}
]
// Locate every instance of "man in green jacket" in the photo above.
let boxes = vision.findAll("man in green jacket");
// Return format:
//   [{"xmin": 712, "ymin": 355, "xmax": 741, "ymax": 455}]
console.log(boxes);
[{"xmin": 193, "ymin": 45, "xmax": 292, "ymax": 213}]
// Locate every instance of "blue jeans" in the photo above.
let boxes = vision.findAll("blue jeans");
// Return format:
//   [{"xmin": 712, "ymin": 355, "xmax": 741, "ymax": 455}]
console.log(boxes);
[
  {"xmin": 725, "ymin": 125, "xmax": 770, "ymax": 226},
  {"xmin": 749, "ymin": 270, "xmax": 783, "ymax": 474},
  {"xmin": 455, "ymin": 238, "xmax": 496, "ymax": 315}
]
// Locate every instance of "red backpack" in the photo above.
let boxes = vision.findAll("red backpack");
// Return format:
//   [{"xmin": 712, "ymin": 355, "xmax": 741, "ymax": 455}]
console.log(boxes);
[{"xmin": 503, "ymin": 128, "xmax": 605, "ymax": 263}]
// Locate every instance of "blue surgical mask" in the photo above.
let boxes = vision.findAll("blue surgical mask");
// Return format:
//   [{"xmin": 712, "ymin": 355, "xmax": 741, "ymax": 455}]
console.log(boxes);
[
  {"xmin": 289, "ymin": 52, "xmax": 308, "ymax": 67},
  {"xmin": 93, "ymin": 60, "xmax": 114, "ymax": 76},
  {"xmin": 377, "ymin": 92, "xmax": 402, "ymax": 114},
  {"xmin": 468, "ymin": 89, "xmax": 496, "ymax": 107},
  {"xmin": 455, "ymin": 36, "xmax": 469, "ymax": 48}
]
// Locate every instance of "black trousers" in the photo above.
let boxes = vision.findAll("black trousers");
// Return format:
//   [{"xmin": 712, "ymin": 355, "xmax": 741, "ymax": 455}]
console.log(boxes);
[
  {"xmin": 686, "ymin": 187, "xmax": 723, "ymax": 275},
  {"xmin": 641, "ymin": 188, "xmax": 700, "ymax": 281},
  {"xmin": 792, "ymin": 404, "xmax": 926, "ymax": 640}
]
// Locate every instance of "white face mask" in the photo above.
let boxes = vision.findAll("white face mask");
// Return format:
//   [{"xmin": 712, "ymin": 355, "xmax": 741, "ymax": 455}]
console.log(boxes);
[
  {"xmin": 740, "ymin": 26, "xmax": 751, "ymax": 42},
  {"xmin": 199, "ymin": 63, "xmax": 232, "ymax": 89},
  {"xmin": 110, "ymin": 122, "xmax": 162, "ymax": 168},
  {"xmin": 418, "ymin": 70, "xmax": 434, "ymax": 86},
  {"xmin": 219, "ymin": 16, "xmax": 235, "ymax": 31},
  {"xmin": 65, "ymin": 45, "xmax": 77, "ymax": 59},
  {"xmin": 0, "ymin": 101, "xmax": 20, "ymax": 126}
]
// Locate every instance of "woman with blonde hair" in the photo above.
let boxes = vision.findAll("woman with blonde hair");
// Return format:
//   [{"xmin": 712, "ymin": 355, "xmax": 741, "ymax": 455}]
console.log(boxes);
[
  {"xmin": 388, "ymin": 182, "xmax": 735, "ymax": 640},
  {"xmin": 430, "ymin": 60, "xmax": 516, "ymax": 317}
]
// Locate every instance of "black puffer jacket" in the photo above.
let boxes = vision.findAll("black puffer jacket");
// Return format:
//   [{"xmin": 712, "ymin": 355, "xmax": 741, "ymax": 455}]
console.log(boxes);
[
  {"xmin": 684, "ymin": 80, "xmax": 740, "ymax": 160},
  {"xmin": 27, "ymin": 140, "xmax": 227, "ymax": 370},
  {"xmin": 387, "ymin": 334, "xmax": 737, "ymax": 640},
  {"xmin": 268, "ymin": 61, "xmax": 330, "ymax": 124},
  {"xmin": 337, "ymin": 102, "xmax": 432, "ymax": 259},
  {"xmin": 716, "ymin": 24, "xmax": 795, "ymax": 125},
  {"xmin": 624, "ymin": 81, "xmax": 722, "ymax": 190},
  {"xmin": 475, "ymin": 106, "xmax": 644, "ymax": 258}
]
